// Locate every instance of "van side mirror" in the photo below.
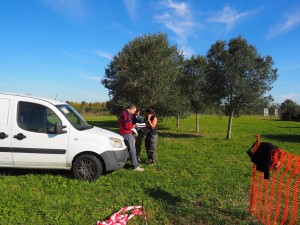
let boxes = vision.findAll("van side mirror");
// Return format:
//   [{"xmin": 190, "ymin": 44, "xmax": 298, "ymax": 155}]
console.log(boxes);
[{"xmin": 54, "ymin": 122, "xmax": 67, "ymax": 134}]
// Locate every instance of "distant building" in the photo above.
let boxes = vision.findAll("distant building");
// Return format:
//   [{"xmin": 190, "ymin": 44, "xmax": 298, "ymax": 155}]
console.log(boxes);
[
  {"xmin": 274, "ymin": 108, "xmax": 279, "ymax": 117},
  {"xmin": 264, "ymin": 108, "xmax": 269, "ymax": 116}
]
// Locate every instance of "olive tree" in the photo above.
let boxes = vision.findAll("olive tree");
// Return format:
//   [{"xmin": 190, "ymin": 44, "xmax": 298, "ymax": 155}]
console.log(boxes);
[
  {"xmin": 102, "ymin": 32, "xmax": 189, "ymax": 117},
  {"xmin": 181, "ymin": 55, "xmax": 207, "ymax": 133},
  {"xmin": 205, "ymin": 36, "xmax": 278, "ymax": 139}
]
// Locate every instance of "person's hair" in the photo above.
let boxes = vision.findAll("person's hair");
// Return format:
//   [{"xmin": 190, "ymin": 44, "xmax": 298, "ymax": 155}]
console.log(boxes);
[
  {"xmin": 127, "ymin": 104, "xmax": 136, "ymax": 110},
  {"xmin": 145, "ymin": 107, "xmax": 154, "ymax": 115}
]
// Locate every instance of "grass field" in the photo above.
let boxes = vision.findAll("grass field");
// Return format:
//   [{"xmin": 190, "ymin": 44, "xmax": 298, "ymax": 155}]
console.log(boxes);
[{"xmin": 1, "ymin": 115, "xmax": 300, "ymax": 224}]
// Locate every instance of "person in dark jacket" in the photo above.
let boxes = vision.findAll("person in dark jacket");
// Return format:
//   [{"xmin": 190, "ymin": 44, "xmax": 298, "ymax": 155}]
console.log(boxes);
[
  {"xmin": 144, "ymin": 107, "xmax": 158, "ymax": 164},
  {"xmin": 133, "ymin": 108, "xmax": 144, "ymax": 162}
]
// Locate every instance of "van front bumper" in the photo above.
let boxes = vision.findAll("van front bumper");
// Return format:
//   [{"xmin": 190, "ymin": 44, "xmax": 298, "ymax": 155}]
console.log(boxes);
[{"xmin": 100, "ymin": 147, "xmax": 128, "ymax": 171}]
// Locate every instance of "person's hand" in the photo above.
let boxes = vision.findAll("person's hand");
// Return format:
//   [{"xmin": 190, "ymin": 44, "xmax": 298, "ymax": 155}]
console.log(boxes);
[{"xmin": 147, "ymin": 114, "xmax": 152, "ymax": 120}]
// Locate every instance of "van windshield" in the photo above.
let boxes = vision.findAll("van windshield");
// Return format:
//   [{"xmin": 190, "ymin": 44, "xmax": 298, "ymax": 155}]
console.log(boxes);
[{"xmin": 56, "ymin": 104, "xmax": 92, "ymax": 131}]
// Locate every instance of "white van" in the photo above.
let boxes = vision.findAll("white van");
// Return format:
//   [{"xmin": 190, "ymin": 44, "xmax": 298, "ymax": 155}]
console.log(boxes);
[{"xmin": 0, "ymin": 92, "xmax": 128, "ymax": 181}]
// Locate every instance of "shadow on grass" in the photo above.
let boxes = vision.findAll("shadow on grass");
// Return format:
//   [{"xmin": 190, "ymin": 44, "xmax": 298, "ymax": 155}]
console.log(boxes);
[
  {"xmin": 277, "ymin": 126, "xmax": 300, "ymax": 129},
  {"xmin": 88, "ymin": 120, "xmax": 200, "ymax": 139},
  {"xmin": 261, "ymin": 134, "xmax": 300, "ymax": 143},
  {"xmin": 88, "ymin": 120, "xmax": 119, "ymax": 132},
  {"xmin": 158, "ymin": 131, "xmax": 202, "ymax": 138},
  {"xmin": 0, "ymin": 168, "xmax": 73, "ymax": 178},
  {"xmin": 0, "ymin": 167, "xmax": 117, "ymax": 179},
  {"xmin": 157, "ymin": 125, "xmax": 170, "ymax": 131},
  {"xmin": 146, "ymin": 187, "xmax": 182, "ymax": 204}
]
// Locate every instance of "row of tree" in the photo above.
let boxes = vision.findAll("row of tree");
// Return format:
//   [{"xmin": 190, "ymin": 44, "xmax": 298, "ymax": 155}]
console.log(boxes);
[
  {"xmin": 101, "ymin": 33, "xmax": 278, "ymax": 139},
  {"xmin": 280, "ymin": 99, "xmax": 300, "ymax": 121},
  {"xmin": 66, "ymin": 98, "xmax": 298, "ymax": 119},
  {"xmin": 66, "ymin": 101, "xmax": 109, "ymax": 116}
]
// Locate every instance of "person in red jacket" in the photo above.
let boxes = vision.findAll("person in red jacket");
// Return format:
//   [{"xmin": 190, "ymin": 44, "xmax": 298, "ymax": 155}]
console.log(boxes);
[{"xmin": 119, "ymin": 104, "xmax": 144, "ymax": 171}]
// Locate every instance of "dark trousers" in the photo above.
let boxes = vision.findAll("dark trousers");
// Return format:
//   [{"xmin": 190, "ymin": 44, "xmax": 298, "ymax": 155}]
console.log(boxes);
[
  {"xmin": 135, "ymin": 131, "xmax": 145, "ymax": 158},
  {"xmin": 145, "ymin": 134, "xmax": 158, "ymax": 162}
]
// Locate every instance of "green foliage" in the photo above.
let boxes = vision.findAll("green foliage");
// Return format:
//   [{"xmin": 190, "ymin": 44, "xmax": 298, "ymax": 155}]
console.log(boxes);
[
  {"xmin": 280, "ymin": 99, "xmax": 300, "ymax": 121},
  {"xmin": 1, "ymin": 115, "xmax": 299, "ymax": 224},
  {"xmin": 206, "ymin": 36, "xmax": 278, "ymax": 113},
  {"xmin": 67, "ymin": 101, "xmax": 109, "ymax": 116},
  {"xmin": 102, "ymin": 32, "xmax": 188, "ymax": 117},
  {"xmin": 180, "ymin": 55, "xmax": 208, "ymax": 132},
  {"xmin": 240, "ymin": 95, "xmax": 275, "ymax": 115},
  {"xmin": 205, "ymin": 36, "xmax": 278, "ymax": 139},
  {"xmin": 182, "ymin": 55, "xmax": 207, "ymax": 113}
]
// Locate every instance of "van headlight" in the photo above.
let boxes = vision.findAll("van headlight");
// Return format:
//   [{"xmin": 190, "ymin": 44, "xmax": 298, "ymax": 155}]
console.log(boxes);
[{"xmin": 109, "ymin": 137, "xmax": 124, "ymax": 148}]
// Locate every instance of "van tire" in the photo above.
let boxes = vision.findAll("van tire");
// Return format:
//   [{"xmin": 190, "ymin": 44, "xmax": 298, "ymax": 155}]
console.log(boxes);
[{"xmin": 72, "ymin": 154, "xmax": 103, "ymax": 181}]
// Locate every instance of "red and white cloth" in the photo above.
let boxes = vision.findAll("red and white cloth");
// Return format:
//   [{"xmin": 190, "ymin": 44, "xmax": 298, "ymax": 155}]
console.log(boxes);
[{"xmin": 97, "ymin": 206, "xmax": 146, "ymax": 225}]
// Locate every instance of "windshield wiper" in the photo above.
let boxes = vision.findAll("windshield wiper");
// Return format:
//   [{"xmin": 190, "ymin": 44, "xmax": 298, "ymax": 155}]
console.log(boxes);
[{"xmin": 78, "ymin": 125, "xmax": 93, "ymax": 130}]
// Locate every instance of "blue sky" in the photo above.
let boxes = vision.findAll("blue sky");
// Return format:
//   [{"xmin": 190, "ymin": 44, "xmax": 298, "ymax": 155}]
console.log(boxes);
[{"xmin": 0, "ymin": 0, "xmax": 300, "ymax": 104}]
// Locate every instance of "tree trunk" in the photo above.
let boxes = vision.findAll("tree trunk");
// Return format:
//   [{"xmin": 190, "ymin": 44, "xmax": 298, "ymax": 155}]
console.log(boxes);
[
  {"xmin": 196, "ymin": 112, "xmax": 199, "ymax": 133},
  {"xmin": 176, "ymin": 116, "xmax": 179, "ymax": 128},
  {"xmin": 226, "ymin": 110, "xmax": 234, "ymax": 140}
]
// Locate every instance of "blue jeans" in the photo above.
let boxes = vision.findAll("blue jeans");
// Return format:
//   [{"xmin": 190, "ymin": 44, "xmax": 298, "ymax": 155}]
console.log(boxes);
[{"xmin": 122, "ymin": 133, "xmax": 138, "ymax": 169}]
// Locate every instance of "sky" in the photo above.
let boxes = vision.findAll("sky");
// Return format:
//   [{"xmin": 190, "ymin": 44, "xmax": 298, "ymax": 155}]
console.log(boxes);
[{"xmin": 0, "ymin": 0, "xmax": 300, "ymax": 104}]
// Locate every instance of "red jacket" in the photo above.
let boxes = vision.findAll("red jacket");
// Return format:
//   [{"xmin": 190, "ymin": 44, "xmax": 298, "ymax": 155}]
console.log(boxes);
[{"xmin": 119, "ymin": 110, "xmax": 133, "ymax": 135}]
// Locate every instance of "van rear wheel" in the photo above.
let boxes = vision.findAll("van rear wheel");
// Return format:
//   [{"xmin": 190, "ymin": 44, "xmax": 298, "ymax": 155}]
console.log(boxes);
[{"xmin": 72, "ymin": 154, "xmax": 103, "ymax": 181}]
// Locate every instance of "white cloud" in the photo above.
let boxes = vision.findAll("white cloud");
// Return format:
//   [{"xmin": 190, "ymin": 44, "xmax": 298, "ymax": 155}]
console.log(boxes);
[
  {"xmin": 85, "ymin": 50, "xmax": 113, "ymax": 60},
  {"xmin": 154, "ymin": 0, "xmax": 195, "ymax": 57},
  {"xmin": 207, "ymin": 5, "xmax": 254, "ymax": 32},
  {"xmin": 123, "ymin": 0, "xmax": 137, "ymax": 20},
  {"xmin": 40, "ymin": 0, "xmax": 89, "ymax": 18},
  {"xmin": 112, "ymin": 22, "xmax": 135, "ymax": 36},
  {"xmin": 180, "ymin": 45, "xmax": 194, "ymax": 58},
  {"xmin": 280, "ymin": 93, "xmax": 300, "ymax": 103},
  {"xmin": 267, "ymin": 10, "xmax": 300, "ymax": 39},
  {"xmin": 164, "ymin": 0, "xmax": 189, "ymax": 17},
  {"xmin": 77, "ymin": 73, "xmax": 102, "ymax": 82},
  {"xmin": 62, "ymin": 49, "xmax": 87, "ymax": 64},
  {"xmin": 63, "ymin": 48, "xmax": 113, "ymax": 64}
]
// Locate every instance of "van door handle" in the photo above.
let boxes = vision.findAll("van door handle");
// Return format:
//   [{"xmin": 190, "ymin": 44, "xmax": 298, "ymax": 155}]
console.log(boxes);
[
  {"xmin": 0, "ymin": 132, "xmax": 8, "ymax": 139},
  {"xmin": 13, "ymin": 133, "xmax": 26, "ymax": 140}
]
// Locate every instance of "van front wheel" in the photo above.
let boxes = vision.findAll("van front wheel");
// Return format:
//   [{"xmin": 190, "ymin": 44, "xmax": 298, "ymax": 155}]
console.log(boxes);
[{"xmin": 72, "ymin": 154, "xmax": 103, "ymax": 181}]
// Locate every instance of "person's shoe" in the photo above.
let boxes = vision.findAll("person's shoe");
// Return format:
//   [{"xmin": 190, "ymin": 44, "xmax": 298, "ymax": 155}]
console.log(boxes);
[
  {"xmin": 133, "ymin": 166, "xmax": 144, "ymax": 172},
  {"xmin": 148, "ymin": 159, "xmax": 156, "ymax": 164},
  {"xmin": 150, "ymin": 160, "xmax": 156, "ymax": 165}
]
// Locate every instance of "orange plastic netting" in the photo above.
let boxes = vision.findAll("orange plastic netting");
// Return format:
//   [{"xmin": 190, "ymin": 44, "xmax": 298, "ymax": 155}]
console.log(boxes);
[{"xmin": 249, "ymin": 135, "xmax": 300, "ymax": 225}]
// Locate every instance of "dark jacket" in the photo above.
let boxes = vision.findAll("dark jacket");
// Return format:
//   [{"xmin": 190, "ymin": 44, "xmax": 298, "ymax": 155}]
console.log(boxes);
[
  {"xmin": 146, "ymin": 115, "xmax": 158, "ymax": 136},
  {"xmin": 247, "ymin": 142, "xmax": 278, "ymax": 179}
]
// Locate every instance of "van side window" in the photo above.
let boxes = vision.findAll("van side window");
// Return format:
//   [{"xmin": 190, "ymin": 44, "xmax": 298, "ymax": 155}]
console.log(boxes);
[{"xmin": 18, "ymin": 101, "xmax": 61, "ymax": 133}]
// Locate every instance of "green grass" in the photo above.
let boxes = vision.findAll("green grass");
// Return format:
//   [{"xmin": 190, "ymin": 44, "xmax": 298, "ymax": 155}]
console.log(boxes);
[{"xmin": 1, "ymin": 115, "xmax": 300, "ymax": 224}]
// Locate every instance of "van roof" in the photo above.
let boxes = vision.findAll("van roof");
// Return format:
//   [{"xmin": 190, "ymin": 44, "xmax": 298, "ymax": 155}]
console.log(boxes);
[{"xmin": 0, "ymin": 92, "xmax": 67, "ymax": 106}]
